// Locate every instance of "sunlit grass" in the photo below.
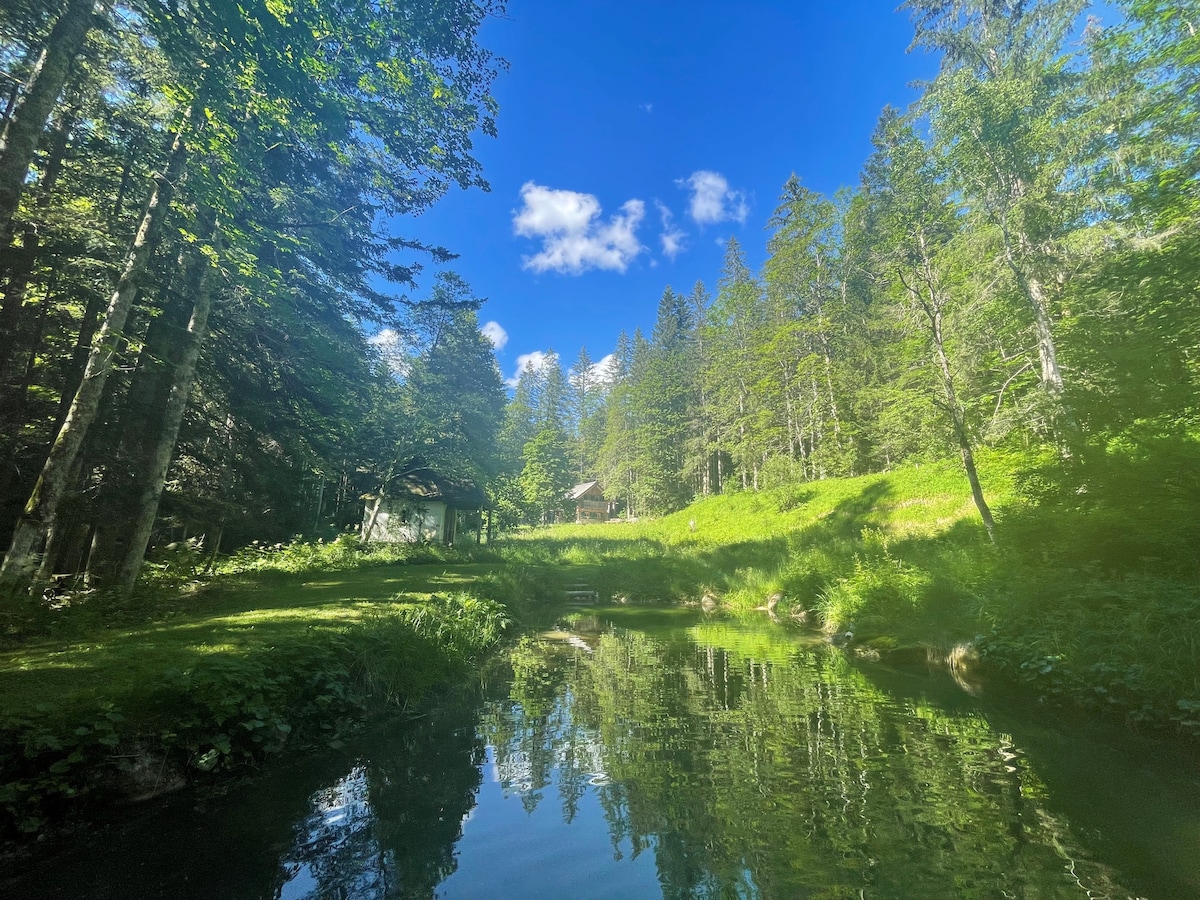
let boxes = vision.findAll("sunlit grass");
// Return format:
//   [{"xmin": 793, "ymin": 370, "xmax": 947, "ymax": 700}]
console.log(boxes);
[
  {"xmin": 2, "ymin": 438, "xmax": 1197, "ymax": 836},
  {"xmin": 496, "ymin": 443, "xmax": 1200, "ymax": 736},
  {"xmin": 0, "ymin": 558, "xmax": 519, "ymax": 835},
  {"xmin": 0, "ymin": 563, "xmax": 504, "ymax": 723}
]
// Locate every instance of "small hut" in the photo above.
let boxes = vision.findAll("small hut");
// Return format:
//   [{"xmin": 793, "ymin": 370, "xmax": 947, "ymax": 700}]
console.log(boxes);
[
  {"xmin": 362, "ymin": 466, "xmax": 490, "ymax": 545},
  {"xmin": 565, "ymin": 481, "xmax": 611, "ymax": 524}
]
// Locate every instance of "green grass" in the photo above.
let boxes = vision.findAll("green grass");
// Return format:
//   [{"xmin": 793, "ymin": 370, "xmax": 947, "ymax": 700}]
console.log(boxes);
[
  {"xmin": 497, "ymin": 443, "xmax": 1200, "ymax": 737},
  {"xmin": 0, "ymin": 559, "xmax": 515, "ymax": 836},
  {"xmin": 0, "ymin": 562, "xmax": 501, "ymax": 723},
  {"xmin": 500, "ymin": 456, "xmax": 999, "ymax": 636},
  {"xmin": 3, "ymin": 436, "xmax": 1198, "ymax": 837}
]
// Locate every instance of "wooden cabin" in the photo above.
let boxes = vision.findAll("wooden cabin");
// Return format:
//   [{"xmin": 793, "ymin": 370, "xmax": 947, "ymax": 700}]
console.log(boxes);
[
  {"xmin": 565, "ymin": 481, "xmax": 612, "ymax": 524},
  {"xmin": 362, "ymin": 467, "xmax": 490, "ymax": 545}
]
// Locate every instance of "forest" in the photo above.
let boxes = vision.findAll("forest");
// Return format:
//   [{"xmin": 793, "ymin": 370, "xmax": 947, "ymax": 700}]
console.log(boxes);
[
  {"xmin": 0, "ymin": 1, "xmax": 1197, "ymax": 604},
  {"xmin": 2, "ymin": 1, "xmax": 1200, "ymax": 875}
]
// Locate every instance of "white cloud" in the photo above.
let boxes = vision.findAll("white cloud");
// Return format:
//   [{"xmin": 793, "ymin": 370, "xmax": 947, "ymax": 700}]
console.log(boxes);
[
  {"xmin": 507, "ymin": 349, "xmax": 558, "ymax": 388},
  {"xmin": 569, "ymin": 352, "xmax": 618, "ymax": 390},
  {"xmin": 481, "ymin": 320, "xmax": 508, "ymax": 350},
  {"xmin": 367, "ymin": 328, "xmax": 411, "ymax": 376},
  {"xmin": 656, "ymin": 200, "xmax": 686, "ymax": 261},
  {"xmin": 367, "ymin": 328, "xmax": 399, "ymax": 347},
  {"xmin": 639, "ymin": 102, "xmax": 654, "ymax": 113},
  {"xmin": 588, "ymin": 353, "xmax": 618, "ymax": 385},
  {"xmin": 679, "ymin": 170, "xmax": 749, "ymax": 225},
  {"xmin": 513, "ymin": 182, "xmax": 645, "ymax": 274}
]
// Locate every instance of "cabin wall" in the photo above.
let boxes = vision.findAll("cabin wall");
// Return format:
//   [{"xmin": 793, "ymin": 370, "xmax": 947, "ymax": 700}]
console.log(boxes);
[
  {"xmin": 575, "ymin": 499, "xmax": 610, "ymax": 523},
  {"xmin": 364, "ymin": 501, "xmax": 448, "ymax": 543}
]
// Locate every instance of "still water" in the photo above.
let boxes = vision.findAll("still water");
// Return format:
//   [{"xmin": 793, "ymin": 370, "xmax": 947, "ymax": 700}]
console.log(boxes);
[{"xmin": 5, "ymin": 606, "xmax": 1200, "ymax": 899}]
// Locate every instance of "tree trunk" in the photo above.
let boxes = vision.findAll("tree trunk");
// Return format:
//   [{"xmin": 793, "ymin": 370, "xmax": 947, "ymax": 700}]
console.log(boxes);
[
  {"xmin": 999, "ymin": 207, "xmax": 1067, "ymax": 408},
  {"xmin": 1023, "ymin": 272, "xmax": 1064, "ymax": 398},
  {"xmin": 0, "ymin": 0, "xmax": 98, "ymax": 239},
  {"xmin": 0, "ymin": 123, "xmax": 188, "ymax": 599},
  {"xmin": 362, "ymin": 494, "xmax": 385, "ymax": 544},
  {"xmin": 0, "ymin": 95, "xmax": 79, "ymax": 409},
  {"xmin": 109, "ymin": 229, "xmax": 219, "ymax": 597},
  {"xmin": 0, "ymin": 225, "xmax": 39, "ymax": 380},
  {"xmin": 911, "ymin": 273, "xmax": 996, "ymax": 544},
  {"xmin": 54, "ymin": 288, "xmax": 104, "ymax": 431},
  {"xmin": 85, "ymin": 251, "xmax": 197, "ymax": 584},
  {"xmin": 0, "ymin": 99, "xmax": 79, "ymax": 382}
]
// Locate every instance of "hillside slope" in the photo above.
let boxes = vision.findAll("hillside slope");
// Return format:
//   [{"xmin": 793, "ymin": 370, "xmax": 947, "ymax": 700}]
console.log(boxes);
[{"xmin": 509, "ymin": 447, "xmax": 1200, "ymax": 736}]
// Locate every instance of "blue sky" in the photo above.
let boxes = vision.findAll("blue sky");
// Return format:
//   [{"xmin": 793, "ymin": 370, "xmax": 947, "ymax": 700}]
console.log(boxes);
[{"xmin": 398, "ymin": 0, "xmax": 941, "ymax": 384}]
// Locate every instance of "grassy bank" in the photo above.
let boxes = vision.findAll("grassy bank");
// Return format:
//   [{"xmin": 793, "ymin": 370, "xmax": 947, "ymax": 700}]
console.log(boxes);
[
  {"xmin": 501, "ymin": 444, "xmax": 1200, "ymax": 737},
  {"xmin": 3, "ymin": 438, "xmax": 1197, "ymax": 837},
  {"xmin": 0, "ymin": 549, "xmax": 522, "ymax": 838}
]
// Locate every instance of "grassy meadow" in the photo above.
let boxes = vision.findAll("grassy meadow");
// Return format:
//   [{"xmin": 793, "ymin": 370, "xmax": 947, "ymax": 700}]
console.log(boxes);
[
  {"xmin": 0, "ymin": 549, "xmax": 520, "ymax": 836},
  {"xmin": 503, "ymin": 444, "xmax": 1200, "ymax": 737},
  {"xmin": 2, "ymin": 439, "xmax": 1198, "ymax": 838}
]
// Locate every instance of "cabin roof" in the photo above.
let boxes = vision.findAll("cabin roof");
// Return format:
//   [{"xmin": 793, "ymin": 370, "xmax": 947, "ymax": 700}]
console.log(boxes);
[
  {"xmin": 367, "ymin": 466, "xmax": 489, "ymax": 509},
  {"xmin": 565, "ymin": 481, "xmax": 603, "ymax": 501}
]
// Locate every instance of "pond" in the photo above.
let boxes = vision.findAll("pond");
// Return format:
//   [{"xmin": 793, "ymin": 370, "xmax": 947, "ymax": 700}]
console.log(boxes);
[{"xmin": 4, "ymin": 605, "xmax": 1199, "ymax": 899}]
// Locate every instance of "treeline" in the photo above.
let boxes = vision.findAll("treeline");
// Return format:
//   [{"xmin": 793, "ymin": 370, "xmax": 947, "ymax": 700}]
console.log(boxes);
[
  {"xmin": 2, "ymin": 0, "xmax": 1196, "ymax": 599},
  {"xmin": 501, "ymin": 0, "xmax": 1199, "ymax": 528},
  {"xmin": 0, "ymin": 0, "xmax": 506, "ymax": 600}
]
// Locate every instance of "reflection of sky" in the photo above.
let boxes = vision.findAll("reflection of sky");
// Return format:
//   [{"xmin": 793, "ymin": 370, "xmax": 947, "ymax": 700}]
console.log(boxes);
[
  {"xmin": 278, "ymin": 766, "xmax": 389, "ymax": 900},
  {"xmin": 439, "ymin": 746, "xmax": 661, "ymax": 900},
  {"xmin": 259, "ymin": 627, "xmax": 1187, "ymax": 900},
  {"xmin": 271, "ymin": 695, "xmax": 658, "ymax": 900},
  {"xmin": 491, "ymin": 692, "xmax": 608, "ymax": 798}
]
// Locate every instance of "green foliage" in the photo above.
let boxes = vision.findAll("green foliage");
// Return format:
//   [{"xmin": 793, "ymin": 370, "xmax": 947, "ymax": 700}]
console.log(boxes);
[
  {"xmin": 348, "ymin": 593, "xmax": 510, "ymax": 706},
  {"xmin": 0, "ymin": 0, "xmax": 507, "ymax": 592},
  {"xmin": 499, "ymin": 438, "xmax": 1199, "ymax": 737},
  {"xmin": 519, "ymin": 425, "xmax": 572, "ymax": 525},
  {"xmin": 216, "ymin": 533, "xmax": 466, "ymax": 576}
]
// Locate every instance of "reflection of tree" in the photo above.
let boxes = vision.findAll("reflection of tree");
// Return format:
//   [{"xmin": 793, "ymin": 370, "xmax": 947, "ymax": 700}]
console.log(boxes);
[
  {"xmin": 277, "ymin": 766, "xmax": 392, "ymax": 899},
  {"xmin": 486, "ymin": 622, "xmax": 1134, "ymax": 899},
  {"xmin": 482, "ymin": 643, "xmax": 609, "ymax": 820},
  {"xmin": 274, "ymin": 701, "xmax": 485, "ymax": 899}
]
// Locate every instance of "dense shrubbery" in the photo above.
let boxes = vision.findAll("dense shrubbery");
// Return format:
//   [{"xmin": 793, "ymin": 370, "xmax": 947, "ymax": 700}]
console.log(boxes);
[{"xmin": 215, "ymin": 533, "xmax": 469, "ymax": 575}]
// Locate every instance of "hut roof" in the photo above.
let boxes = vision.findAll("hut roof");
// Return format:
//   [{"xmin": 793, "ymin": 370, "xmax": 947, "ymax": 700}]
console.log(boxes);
[
  {"xmin": 565, "ymin": 481, "xmax": 603, "ymax": 501},
  {"xmin": 368, "ymin": 467, "xmax": 489, "ymax": 509}
]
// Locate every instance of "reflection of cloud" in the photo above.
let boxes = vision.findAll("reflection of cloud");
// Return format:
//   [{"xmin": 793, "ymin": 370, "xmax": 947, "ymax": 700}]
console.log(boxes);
[
  {"xmin": 507, "ymin": 349, "xmax": 557, "ymax": 387},
  {"xmin": 656, "ymin": 201, "xmax": 686, "ymax": 261},
  {"xmin": 679, "ymin": 170, "xmax": 748, "ymax": 225},
  {"xmin": 277, "ymin": 765, "xmax": 384, "ymax": 898},
  {"xmin": 513, "ymin": 182, "xmax": 645, "ymax": 274},
  {"xmin": 481, "ymin": 320, "xmax": 508, "ymax": 350}
]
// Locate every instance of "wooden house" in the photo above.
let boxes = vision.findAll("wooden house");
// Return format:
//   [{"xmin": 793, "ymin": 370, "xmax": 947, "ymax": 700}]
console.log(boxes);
[
  {"xmin": 565, "ymin": 481, "xmax": 612, "ymax": 524},
  {"xmin": 362, "ymin": 466, "xmax": 490, "ymax": 545}
]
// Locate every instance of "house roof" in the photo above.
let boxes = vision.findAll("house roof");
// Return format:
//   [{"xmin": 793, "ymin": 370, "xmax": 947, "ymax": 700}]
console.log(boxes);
[
  {"xmin": 374, "ymin": 467, "xmax": 489, "ymax": 508},
  {"xmin": 565, "ymin": 481, "xmax": 603, "ymax": 501}
]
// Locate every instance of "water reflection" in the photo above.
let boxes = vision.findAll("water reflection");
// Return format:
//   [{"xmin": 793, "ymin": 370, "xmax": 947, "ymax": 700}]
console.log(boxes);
[
  {"xmin": 6, "ymin": 612, "xmax": 1196, "ymax": 899},
  {"xmin": 271, "ymin": 700, "xmax": 486, "ymax": 900},
  {"xmin": 463, "ymin": 618, "xmax": 1163, "ymax": 899}
]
